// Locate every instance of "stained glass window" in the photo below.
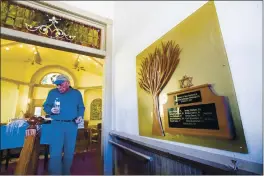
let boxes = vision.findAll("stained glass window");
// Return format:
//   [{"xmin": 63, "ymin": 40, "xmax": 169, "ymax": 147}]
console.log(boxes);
[
  {"xmin": 41, "ymin": 73, "xmax": 61, "ymax": 85},
  {"xmin": 1, "ymin": 0, "xmax": 102, "ymax": 49},
  {"xmin": 90, "ymin": 98, "xmax": 102, "ymax": 120}
]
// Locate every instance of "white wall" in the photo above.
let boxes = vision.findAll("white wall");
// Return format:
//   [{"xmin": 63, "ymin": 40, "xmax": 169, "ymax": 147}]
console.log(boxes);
[
  {"xmin": 60, "ymin": 1, "xmax": 115, "ymax": 20},
  {"xmin": 112, "ymin": 0, "xmax": 262, "ymax": 165}
]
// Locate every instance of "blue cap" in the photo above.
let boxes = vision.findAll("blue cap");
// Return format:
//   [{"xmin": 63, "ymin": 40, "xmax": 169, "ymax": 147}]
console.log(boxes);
[{"xmin": 53, "ymin": 74, "xmax": 69, "ymax": 85}]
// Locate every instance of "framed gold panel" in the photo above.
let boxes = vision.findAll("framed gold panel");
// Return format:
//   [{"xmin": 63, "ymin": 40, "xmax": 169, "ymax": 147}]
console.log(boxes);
[{"xmin": 136, "ymin": 1, "xmax": 247, "ymax": 153}]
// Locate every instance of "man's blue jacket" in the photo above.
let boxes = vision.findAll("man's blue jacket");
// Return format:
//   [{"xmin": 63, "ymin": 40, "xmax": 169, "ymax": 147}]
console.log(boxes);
[{"xmin": 43, "ymin": 87, "xmax": 85, "ymax": 120}]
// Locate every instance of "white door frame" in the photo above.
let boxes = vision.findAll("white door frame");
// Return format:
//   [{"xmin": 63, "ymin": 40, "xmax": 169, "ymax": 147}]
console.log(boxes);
[{"xmin": 1, "ymin": 1, "xmax": 113, "ymax": 174}]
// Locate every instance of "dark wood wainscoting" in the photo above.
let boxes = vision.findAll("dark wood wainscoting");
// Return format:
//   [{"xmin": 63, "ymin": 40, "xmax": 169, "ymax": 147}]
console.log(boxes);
[{"xmin": 109, "ymin": 133, "xmax": 257, "ymax": 175}]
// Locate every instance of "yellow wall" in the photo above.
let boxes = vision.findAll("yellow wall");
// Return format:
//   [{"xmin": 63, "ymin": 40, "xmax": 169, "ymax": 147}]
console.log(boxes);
[
  {"xmin": 32, "ymin": 87, "xmax": 85, "ymax": 103},
  {"xmin": 77, "ymin": 72, "xmax": 103, "ymax": 87},
  {"xmin": 1, "ymin": 60, "xmax": 103, "ymax": 88},
  {"xmin": 33, "ymin": 87, "xmax": 53, "ymax": 100},
  {"xmin": 1, "ymin": 80, "xmax": 19, "ymax": 123},
  {"xmin": 15, "ymin": 85, "xmax": 30, "ymax": 117},
  {"xmin": 84, "ymin": 89, "xmax": 102, "ymax": 126},
  {"xmin": 79, "ymin": 89, "xmax": 85, "ymax": 99},
  {"xmin": 1, "ymin": 61, "xmax": 28, "ymax": 82},
  {"xmin": 0, "ymin": 83, "xmax": 97, "ymax": 121}
]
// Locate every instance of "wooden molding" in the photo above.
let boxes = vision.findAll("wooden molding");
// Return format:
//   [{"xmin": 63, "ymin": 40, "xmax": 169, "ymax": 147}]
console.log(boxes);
[
  {"xmin": 0, "ymin": 77, "xmax": 29, "ymax": 86},
  {"xmin": 163, "ymin": 84, "xmax": 235, "ymax": 139}
]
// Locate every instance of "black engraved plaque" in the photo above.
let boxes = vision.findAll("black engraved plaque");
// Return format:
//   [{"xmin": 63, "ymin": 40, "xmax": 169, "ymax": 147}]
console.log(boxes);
[
  {"xmin": 174, "ymin": 91, "xmax": 202, "ymax": 105},
  {"xmin": 168, "ymin": 103, "xmax": 219, "ymax": 130}
]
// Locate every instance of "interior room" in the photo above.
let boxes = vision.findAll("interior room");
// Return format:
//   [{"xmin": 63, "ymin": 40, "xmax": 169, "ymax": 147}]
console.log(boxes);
[
  {"xmin": 1, "ymin": 38, "xmax": 103, "ymax": 174},
  {"xmin": 1, "ymin": 38, "xmax": 103, "ymax": 126}
]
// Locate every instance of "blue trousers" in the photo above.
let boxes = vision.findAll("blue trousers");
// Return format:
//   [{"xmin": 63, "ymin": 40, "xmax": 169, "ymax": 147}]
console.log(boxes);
[{"xmin": 48, "ymin": 121, "xmax": 78, "ymax": 175}]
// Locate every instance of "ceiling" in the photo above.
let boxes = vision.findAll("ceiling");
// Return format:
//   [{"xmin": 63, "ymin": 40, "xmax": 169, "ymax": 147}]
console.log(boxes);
[{"xmin": 1, "ymin": 38, "xmax": 104, "ymax": 76}]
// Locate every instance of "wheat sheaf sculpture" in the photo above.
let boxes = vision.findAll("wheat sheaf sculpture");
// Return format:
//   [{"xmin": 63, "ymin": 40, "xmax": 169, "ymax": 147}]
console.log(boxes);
[{"xmin": 138, "ymin": 40, "xmax": 181, "ymax": 136}]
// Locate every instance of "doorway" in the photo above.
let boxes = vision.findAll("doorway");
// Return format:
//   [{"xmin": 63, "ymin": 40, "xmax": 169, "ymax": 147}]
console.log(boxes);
[
  {"xmin": 1, "ymin": 0, "xmax": 113, "ymax": 174},
  {"xmin": 1, "ymin": 38, "xmax": 104, "ymax": 174}
]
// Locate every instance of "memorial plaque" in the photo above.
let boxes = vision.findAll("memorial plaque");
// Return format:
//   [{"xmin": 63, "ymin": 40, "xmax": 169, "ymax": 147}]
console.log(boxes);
[
  {"xmin": 174, "ymin": 90, "xmax": 202, "ymax": 105},
  {"xmin": 136, "ymin": 1, "xmax": 246, "ymax": 151},
  {"xmin": 168, "ymin": 103, "xmax": 219, "ymax": 130},
  {"xmin": 164, "ymin": 84, "xmax": 235, "ymax": 139}
]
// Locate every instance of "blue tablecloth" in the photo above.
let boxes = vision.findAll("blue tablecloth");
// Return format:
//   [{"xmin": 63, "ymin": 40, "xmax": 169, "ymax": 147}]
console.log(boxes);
[{"xmin": 0, "ymin": 124, "xmax": 51, "ymax": 150}]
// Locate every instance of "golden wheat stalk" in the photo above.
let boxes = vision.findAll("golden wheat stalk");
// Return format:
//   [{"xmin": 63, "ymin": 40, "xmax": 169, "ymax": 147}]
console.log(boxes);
[{"xmin": 138, "ymin": 40, "xmax": 181, "ymax": 136}]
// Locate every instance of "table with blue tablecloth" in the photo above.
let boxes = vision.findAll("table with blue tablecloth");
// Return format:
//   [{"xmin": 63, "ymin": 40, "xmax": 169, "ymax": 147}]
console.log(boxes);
[{"xmin": 0, "ymin": 124, "xmax": 51, "ymax": 171}]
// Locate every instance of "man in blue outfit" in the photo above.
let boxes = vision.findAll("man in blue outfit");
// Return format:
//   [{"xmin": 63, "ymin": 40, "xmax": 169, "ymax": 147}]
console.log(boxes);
[{"xmin": 43, "ymin": 74, "xmax": 85, "ymax": 175}]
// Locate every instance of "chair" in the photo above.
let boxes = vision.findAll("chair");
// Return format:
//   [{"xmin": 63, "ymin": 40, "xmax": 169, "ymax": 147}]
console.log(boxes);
[
  {"xmin": 84, "ymin": 120, "xmax": 89, "ymax": 129},
  {"xmin": 75, "ymin": 128, "xmax": 89, "ymax": 153},
  {"xmin": 0, "ymin": 148, "xmax": 22, "ymax": 172},
  {"xmin": 88, "ymin": 123, "xmax": 101, "ymax": 152}
]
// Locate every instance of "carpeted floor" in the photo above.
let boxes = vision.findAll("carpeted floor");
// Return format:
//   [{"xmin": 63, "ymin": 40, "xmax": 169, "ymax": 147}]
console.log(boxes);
[{"xmin": 0, "ymin": 150, "xmax": 102, "ymax": 175}]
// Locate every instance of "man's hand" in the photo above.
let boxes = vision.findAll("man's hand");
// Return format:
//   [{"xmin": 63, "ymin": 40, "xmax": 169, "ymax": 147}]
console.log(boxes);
[
  {"xmin": 51, "ymin": 107, "xmax": 59, "ymax": 114},
  {"xmin": 75, "ymin": 116, "xmax": 83, "ymax": 124}
]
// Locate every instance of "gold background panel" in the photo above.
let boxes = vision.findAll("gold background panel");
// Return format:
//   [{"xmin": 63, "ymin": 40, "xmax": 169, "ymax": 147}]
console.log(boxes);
[{"xmin": 136, "ymin": 1, "xmax": 247, "ymax": 153}]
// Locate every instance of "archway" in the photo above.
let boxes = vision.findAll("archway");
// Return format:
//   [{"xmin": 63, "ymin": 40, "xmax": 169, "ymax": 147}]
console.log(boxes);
[
  {"xmin": 30, "ymin": 65, "xmax": 77, "ymax": 87},
  {"xmin": 27, "ymin": 65, "xmax": 77, "ymax": 116}
]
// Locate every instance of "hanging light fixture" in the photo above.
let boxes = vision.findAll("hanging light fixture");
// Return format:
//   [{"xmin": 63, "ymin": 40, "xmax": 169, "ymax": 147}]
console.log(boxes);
[
  {"xmin": 24, "ymin": 46, "xmax": 42, "ymax": 65},
  {"xmin": 73, "ymin": 55, "xmax": 86, "ymax": 71}
]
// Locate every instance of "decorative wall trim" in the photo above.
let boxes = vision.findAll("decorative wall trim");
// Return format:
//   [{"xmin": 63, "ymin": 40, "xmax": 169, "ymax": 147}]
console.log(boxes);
[
  {"xmin": 80, "ymin": 86, "xmax": 102, "ymax": 90},
  {"xmin": 0, "ymin": 77, "xmax": 102, "ymax": 90},
  {"xmin": 110, "ymin": 131, "xmax": 263, "ymax": 175},
  {"xmin": 35, "ymin": 1, "xmax": 112, "ymax": 26},
  {"xmin": 1, "ymin": 0, "xmax": 103, "ymax": 50},
  {"xmin": 36, "ymin": 1, "xmax": 107, "ymax": 51},
  {"xmin": 0, "ymin": 77, "xmax": 29, "ymax": 86},
  {"xmin": 33, "ymin": 84, "xmax": 55, "ymax": 88}
]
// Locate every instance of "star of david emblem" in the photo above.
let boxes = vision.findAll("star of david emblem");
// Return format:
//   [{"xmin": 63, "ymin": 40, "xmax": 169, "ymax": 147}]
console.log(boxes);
[{"xmin": 179, "ymin": 75, "xmax": 193, "ymax": 88}]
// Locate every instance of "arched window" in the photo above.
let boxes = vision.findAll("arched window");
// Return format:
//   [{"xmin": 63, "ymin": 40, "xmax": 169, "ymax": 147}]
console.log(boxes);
[
  {"xmin": 41, "ymin": 72, "xmax": 61, "ymax": 85},
  {"xmin": 90, "ymin": 98, "xmax": 102, "ymax": 120}
]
